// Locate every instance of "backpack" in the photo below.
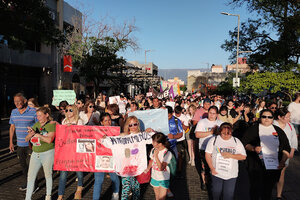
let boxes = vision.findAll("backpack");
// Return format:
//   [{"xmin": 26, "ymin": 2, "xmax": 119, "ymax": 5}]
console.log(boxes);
[
  {"xmin": 151, "ymin": 149, "xmax": 177, "ymax": 177},
  {"xmin": 164, "ymin": 150, "xmax": 177, "ymax": 177}
]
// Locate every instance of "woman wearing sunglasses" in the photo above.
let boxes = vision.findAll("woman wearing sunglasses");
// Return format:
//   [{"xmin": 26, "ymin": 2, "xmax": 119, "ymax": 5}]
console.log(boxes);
[
  {"xmin": 273, "ymin": 108, "xmax": 298, "ymax": 200},
  {"xmin": 79, "ymin": 100, "xmax": 100, "ymax": 125},
  {"xmin": 93, "ymin": 113, "xmax": 120, "ymax": 200},
  {"xmin": 102, "ymin": 116, "xmax": 154, "ymax": 200},
  {"xmin": 242, "ymin": 109, "xmax": 291, "ymax": 200},
  {"xmin": 76, "ymin": 99, "xmax": 85, "ymax": 112},
  {"xmin": 205, "ymin": 123, "xmax": 246, "ymax": 200},
  {"xmin": 57, "ymin": 105, "xmax": 85, "ymax": 200}
]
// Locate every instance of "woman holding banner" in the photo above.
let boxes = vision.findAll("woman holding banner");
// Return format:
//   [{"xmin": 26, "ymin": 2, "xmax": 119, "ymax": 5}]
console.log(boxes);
[
  {"xmin": 25, "ymin": 107, "xmax": 55, "ymax": 200},
  {"xmin": 101, "ymin": 116, "xmax": 154, "ymax": 200},
  {"xmin": 57, "ymin": 105, "xmax": 85, "ymax": 200},
  {"xmin": 93, "ymin": 113, "xmax": 120, "ymax": 200}
]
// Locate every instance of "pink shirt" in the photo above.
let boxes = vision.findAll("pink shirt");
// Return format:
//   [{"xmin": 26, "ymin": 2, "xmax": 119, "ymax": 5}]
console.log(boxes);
[{"xmin": 192, "ymin": 107, "xmax": 208, "ymax": 122}]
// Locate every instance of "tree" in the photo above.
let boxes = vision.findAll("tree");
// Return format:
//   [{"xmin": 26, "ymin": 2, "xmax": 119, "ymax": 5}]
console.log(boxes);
[
  {"xmin": 78, "ymin": 37, "xmax": 141, "ymax": 94},
  {"xmin": 62, "ymin": 7, "xmax": 139, "ymax": 94},
  {"xmin": 222, "ymin": 0, "xmax": 300, "ymax": 72},
  {"xmin": 215, "ymin": 73, "xmax": 235, "ymax": 96},
  {"xmin": 0, "ymin": 0, "xmax": 65, "ymax": 51},
  {"xmin": 238, "ymin": 71, "xmax": 300, "ymax": 101}
]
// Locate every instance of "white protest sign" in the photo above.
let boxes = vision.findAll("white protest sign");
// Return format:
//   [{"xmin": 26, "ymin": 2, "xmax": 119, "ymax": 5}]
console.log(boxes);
[
  {"xmin": 128, "ymin": 109, "xmax": 169, "ymax": 135},
  {"xmin": 146, "ymin": 92, "xmax": 152, "ymax": 97},
  {"xmin": 52, "ymin": 90, "xmax": 76, "ymax": 106},
  {"xmin": 109, "ymin": 96, "xmax": 121, "ymax": 104},
  {"xmin": 166, "ymin": 102, "xmax": 175, "ymax": 109},
  {"xmin": 215, "ymin": 153, "xmax": 233, "ymax": 178}
]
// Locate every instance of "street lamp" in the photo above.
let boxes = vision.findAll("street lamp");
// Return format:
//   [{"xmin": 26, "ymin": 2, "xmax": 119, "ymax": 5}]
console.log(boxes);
[
  {"xmin": 145, "ymin": 49, "xmax": 154, "ymax": 65},
  {"xmin": 221, "ymin": 12, "xmax": 240, "ymax": 88}
]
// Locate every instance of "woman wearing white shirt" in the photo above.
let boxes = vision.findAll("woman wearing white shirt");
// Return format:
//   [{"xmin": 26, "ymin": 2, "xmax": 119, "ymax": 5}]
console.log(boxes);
[
  {"xmin": 274, "ymin": 108, "xmax": 298, "ymax": 200},
  {"xmin": 205, "ymin": 123, "xmax": 246, "ymax": 200},
  {"xmin": 58, "ymin": 105, "xmax": 84, "ymax": 200},
  {"xmin": 79, "ymin": 100, "xmax": 100, "ymax": 125},
  {"xmin": 195, "ymin": 106, "xmax": 223, "ymax": 190},
  {"xmin": 288, "ymin": 93, "xmax": 300, "ymax": 135}
]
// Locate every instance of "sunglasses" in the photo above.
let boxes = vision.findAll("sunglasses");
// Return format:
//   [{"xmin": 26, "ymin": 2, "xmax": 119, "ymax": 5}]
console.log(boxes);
[
  {"xmin": 89, "ymin": 105, "xmax": 95, "ymax": 108},
  {"xmin": 128, "ymin": 123, "xmax": 138, "ymax": 127},
  {"xmin": 65, "ymin": 109, "xmax": 73, "ymax": 113},
  {"xmin": 270, "ymin": 107, "xmax": 277, "ymax": 109},
  {"xmin": 261, "ymin": 115, "xmax": 273, "ymax": 119},
  {"xmin": 77, "ymin": 102, "xmax": 82, "ymax": 104}
]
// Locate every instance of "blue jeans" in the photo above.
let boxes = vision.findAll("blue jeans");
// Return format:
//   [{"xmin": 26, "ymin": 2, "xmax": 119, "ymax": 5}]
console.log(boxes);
[
  {"xmin": 211, "ymin": 175, "xmax": 237, "ymax": 200},
  {"xmin": 93, "ymin": 172, "xmax": 120, "ymax": 200},
  {"xmin": 171, "ymin": 145, "xmax": 178, "ymax": 159},
  {"xmin": 58, "ymin": 171, "xmax": 84, "ymax": 195},
  {"xmin": 25, "ymin": 149, "xmax": 54, "ymax": 200}
]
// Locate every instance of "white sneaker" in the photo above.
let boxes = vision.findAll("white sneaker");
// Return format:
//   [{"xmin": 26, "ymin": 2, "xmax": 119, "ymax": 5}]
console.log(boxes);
[
  {"xmin": 191, "ymin": 160, "xmax": 195, "ymax": 166},
  {"xmin": 111, "ymin": 192, "xmax": 119, "ymax": 200},
  {"xmin": 45, "ymin": 195, "xmax": 51, "ymax": 200}
]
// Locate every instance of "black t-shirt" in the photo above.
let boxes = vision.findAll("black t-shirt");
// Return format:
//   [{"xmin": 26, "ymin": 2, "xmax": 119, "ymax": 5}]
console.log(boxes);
[{"xmin": 230, "ymin": 109, "xmax": 247, "ymax": 139}]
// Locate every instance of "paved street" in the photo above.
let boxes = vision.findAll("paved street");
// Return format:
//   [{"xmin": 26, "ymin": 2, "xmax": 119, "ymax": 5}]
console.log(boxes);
[{"xmin": 0, "ymin": 120, "xmax": 300, "ymax": 200}]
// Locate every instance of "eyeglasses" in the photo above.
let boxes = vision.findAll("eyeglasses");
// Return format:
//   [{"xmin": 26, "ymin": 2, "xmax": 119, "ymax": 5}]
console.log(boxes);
[
  {"xmin": 128, "ymin": 123, "xmax": 138, "ymax": 127},
  {"xmin": 261, "ymin": 115, "xmax": 273, "ymax": 119},
  {"xmin": 89, "ymin": 105, "xmax": 95, "ymax": 108},
  {"xmin": 65, "ymin": 109, "xmax": 73, "ymax": 113}
]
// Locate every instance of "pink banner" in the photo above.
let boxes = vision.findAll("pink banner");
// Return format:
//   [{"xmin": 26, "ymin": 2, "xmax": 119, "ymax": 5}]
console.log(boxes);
[{"xmin": 54, "ymin": 125, "xmax": 120, "ymax": 172}]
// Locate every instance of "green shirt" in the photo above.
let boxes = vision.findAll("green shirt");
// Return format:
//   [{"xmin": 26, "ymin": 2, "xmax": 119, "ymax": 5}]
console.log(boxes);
[{"xmin": 31, "ymin": 122, "xmax": 55, "ymax": 153}]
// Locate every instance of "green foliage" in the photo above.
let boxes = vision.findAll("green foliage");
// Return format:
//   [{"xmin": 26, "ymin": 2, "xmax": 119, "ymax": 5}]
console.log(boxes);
[
  {"xmin": 78, "ymin": 37, "xmax": 137, "ymax": 94},
  {"xmin": 0, "ymin": 0, "xmax": 65, "ymax": 51},
  {"xmin": 215, "ymin": 73, "xmax": 235, "ymax": 96},
  {"xmin": 180, "ymin": 85, "xmax": 187, "ymax": 92},
  {"xmin": 222, "ymin": 0, "xmax": 300, "ymax": 71},
  {"xmin": 239, "ymin": 71, "xmax": 300, "ymax": 101}
]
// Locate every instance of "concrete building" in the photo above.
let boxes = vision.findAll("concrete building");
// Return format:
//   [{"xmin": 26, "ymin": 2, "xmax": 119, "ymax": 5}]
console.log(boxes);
[
  {"xmin": 128, "ymin": 61, "xmax": 158, "ymax": 76},
  {"xmin": 211, "ymin": 65, "xmax": 224, "ymax": 73},
  {"xmin": 187, "ymin": 70, "xmax": 227, "ymax": 93},
  {"xmin": 0, "ymin": 0, "xmax": 82, "ymax": 117},
  {"xmin": 226, "ymin": 57, "xmax": 251, "ymax": 73},
  {"xmin": 167, "ymin": 77, "xmax": 185, "ymax": 86},
  {"xmin": 127, "ymin": 61, "xmax": 161, "ymax": 96}
]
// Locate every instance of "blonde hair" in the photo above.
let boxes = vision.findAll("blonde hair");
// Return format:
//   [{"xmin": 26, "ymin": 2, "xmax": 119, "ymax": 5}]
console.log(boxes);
[
  {"xmin": 123, "ymin": 116, "xmax": 140, "ymax": 135},
  {"xmin": 65, "ymin": 104, "xmax": 80, "ymax": 124}
]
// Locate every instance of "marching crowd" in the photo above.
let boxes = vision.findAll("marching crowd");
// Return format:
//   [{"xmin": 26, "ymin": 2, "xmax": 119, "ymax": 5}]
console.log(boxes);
[{"xmin": 8, "ymin": 91, "xmax": 300, "ymax": 200}]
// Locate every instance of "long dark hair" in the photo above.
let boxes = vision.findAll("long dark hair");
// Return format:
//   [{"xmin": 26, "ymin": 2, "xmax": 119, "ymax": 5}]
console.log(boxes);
[
  {"xmin": 274, "ymin": 107, "xmax": 289, "ymax": 120},
  {"xmin": 152, "ymin": 132, "xmax": 170, "ymax": 149}
]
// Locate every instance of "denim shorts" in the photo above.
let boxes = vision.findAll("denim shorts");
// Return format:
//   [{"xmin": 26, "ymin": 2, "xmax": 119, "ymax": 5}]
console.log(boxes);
[{"xmin": 150, "ymin": 178, "xmax": 170, "ymax": 189}]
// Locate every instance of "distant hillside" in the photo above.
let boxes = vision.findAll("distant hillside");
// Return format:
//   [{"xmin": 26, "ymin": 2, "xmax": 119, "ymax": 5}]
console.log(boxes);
[{"xmin": 158, "ymin": 68, "xmax": 209, "ymax": 84}]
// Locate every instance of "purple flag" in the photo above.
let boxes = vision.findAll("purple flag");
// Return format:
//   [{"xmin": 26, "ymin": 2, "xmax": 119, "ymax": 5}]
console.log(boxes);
[{"xmin": 169, "ymin": 85, "xmax": 175, "ymax": 99}]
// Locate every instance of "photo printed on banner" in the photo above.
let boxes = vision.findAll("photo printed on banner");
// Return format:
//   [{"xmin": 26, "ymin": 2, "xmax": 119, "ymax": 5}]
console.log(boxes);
[
  {"xmin": 95, "ymin": 155, "xmax": 114, "ymax": 170},
  {"xmin": 76, "ymin": 139, "xmax": 96, "ymax": 153}
]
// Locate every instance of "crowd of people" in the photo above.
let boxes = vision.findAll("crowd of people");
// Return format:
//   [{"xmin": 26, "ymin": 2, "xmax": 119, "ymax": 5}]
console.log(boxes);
[{"xmin": 8, "ymin": 91, "xmax": 300, "ymax": 200}]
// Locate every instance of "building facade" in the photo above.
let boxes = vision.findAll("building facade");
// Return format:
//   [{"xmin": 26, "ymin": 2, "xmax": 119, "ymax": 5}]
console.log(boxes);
[{"xmin": 0, "ymin": 0, "xmax": 82, "ymax": 117}]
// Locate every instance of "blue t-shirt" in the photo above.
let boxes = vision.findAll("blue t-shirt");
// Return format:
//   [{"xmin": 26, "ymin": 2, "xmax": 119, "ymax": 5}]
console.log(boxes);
[
  {"xmin": 9, "ymin": 107, "xmax": 38, "ymax": 147},
  {"xmin": 168, "ymin": 116, "xmax": 183, "ymax": 147}
]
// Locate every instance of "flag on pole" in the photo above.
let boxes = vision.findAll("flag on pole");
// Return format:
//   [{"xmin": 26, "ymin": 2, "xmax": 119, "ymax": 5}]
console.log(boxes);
[
  {"xmin": 169, "ymin": 86, "xmax": 175, "ymax": 99},
  {"xmin": 160, "ymin": 81, "xmax": 163, "ymax": 93},
  {"xmin": 63, "ymin": 55, "xmax": 72, "ymax": 72}
]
